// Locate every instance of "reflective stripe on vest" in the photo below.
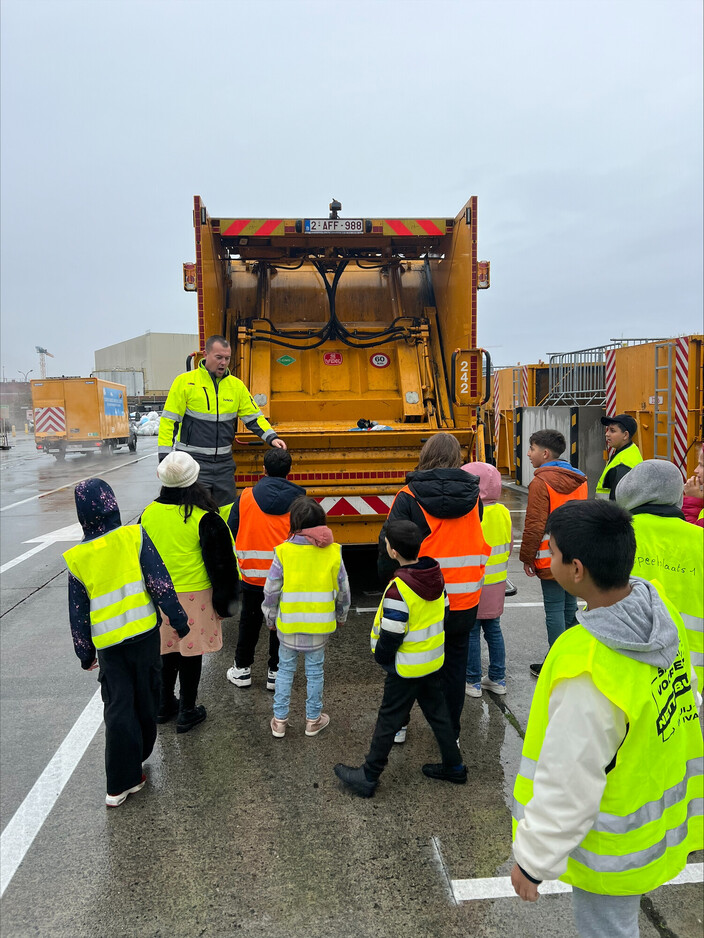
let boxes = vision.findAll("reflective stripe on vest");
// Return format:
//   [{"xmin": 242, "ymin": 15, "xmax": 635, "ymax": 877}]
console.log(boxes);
[
  {"xmin": 370, "ymin": 577, "xmax": 445, "ymax": 677},
  {"xmin": 481, "ymin": 503, "xmax": 512, "ymax": 586},
  {"xmin": 63, "ymin": 526, "xmax": 157, "ymax": 651},
  {"xmin": 595, "ymin": 443, "xmax": 643, "ymax": 497},
  {"xmin": 275, "ymin": 541, "xmax": 342, "ymax": 635},
  {"xmin": 141, "ymin": 503, "xmax": 214, "ymax": 592},
  {"xmin": 512, "ymin": 591, "xmax": 703, "ymax": 895},
  {"xmin": 235, "ymin": 487, "xmax": 291, "ymax": 586},
  {"xmin": 534, "ymin": 479, "xmax": 588, "ymax": 570},
  {"xmin": 631, "ymin": 513, "xmax": 704, "ymax": 687},
  {"xmin": 396, "ymin": 486, "xmax": 490, "ymax": 611}
]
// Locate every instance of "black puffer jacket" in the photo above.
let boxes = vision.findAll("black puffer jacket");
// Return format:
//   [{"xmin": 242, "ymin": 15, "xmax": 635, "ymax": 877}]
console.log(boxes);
[{"xmin": 377, "ymin": 468, "xmax": 483, "ymax": 584}]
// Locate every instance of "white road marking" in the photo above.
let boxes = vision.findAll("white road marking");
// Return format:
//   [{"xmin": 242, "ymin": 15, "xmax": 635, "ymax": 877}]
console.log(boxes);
[
  {"xmin": 0, "ymin": 452, "xmax": 155, "ymax": 513},
  {"xmin": 0, "ymin": 688, "xmax": 103, "ymax": 896},
  {"xmin": 509, "ymin": 510, "xmax": 526, "ymax": 514},
  {"xmin": 505, "ymin": 602, "xmax": 586, "ymax": 608},
  {"xmin": 450, "ymin": 863, "xmax": 703, "ymax": 902},
  {"xmin": 0, "ymin": 523, "xmax": 84, "ymax": 575},
  {"xmin": 356, "ymin": 607, "xmax": 378, "ymax": 614}
]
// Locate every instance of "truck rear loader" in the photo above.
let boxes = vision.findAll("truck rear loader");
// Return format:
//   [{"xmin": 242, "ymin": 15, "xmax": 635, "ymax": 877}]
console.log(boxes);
[
  {"xmin": 186, "ymin": 197, "xmax": 490, "ymax": 543},
  {"xmin": 31, "ymin": 377, "xmax": 137, "ymax": 460}
]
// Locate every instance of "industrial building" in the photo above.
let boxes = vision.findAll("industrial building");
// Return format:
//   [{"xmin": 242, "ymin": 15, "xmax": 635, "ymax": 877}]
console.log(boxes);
[{"xmin": 93, "ymin": 331, "xmax": 199, "ymax": 407}]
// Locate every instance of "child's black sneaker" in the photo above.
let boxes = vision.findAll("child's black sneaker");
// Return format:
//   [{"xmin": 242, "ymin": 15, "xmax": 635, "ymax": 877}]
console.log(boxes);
[
  {"xmin": 156, "ymin": 695, "xmax": 180, "ymax": 724},
  {"xmin": 177, "ymin": 705, "xmax": 207, "ymax": 734},
  {"xmin": 422, "ymin": 763, "xmax": 467, "ymax": 784},
  {"xmin": 334, "ymin": 764, "xmax": 377, "ymax": 798}
]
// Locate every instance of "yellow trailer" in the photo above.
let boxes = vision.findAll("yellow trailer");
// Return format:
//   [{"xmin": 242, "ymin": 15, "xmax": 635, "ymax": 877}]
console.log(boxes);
[
  {"xmin": 31, "ymin": 377, "xmax": 136, "ymax": 460},
  {"xmin": 186, "ymin": 197, "xmax": 491, "ymax": 543}
]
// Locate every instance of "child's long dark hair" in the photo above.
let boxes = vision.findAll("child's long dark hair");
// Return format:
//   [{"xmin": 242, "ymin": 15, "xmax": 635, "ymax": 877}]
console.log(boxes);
[
  {"xmin": 160, "ymin": 481, "xmax": 220, "ymax": 522},
  {"xmin": 288, "ymin": 496, "xmax": 326, "ymax": 535}
]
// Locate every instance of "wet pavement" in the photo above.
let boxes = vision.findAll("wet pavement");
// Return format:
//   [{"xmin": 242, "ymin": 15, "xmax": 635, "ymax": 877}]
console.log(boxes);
[{"xmin": 0, "ymin": 434, "xmax": 701, "ymax": 937}]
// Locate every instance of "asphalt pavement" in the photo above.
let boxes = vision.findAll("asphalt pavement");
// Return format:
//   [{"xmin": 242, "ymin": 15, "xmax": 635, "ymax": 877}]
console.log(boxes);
[{"xmin": 0, "ymin": 432, "xmax": 701, "ymax": 938}]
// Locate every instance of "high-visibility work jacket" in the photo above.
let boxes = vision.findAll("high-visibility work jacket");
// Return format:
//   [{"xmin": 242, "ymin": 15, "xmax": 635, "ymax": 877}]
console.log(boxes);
[
  {"xmin": 631, "ymin": 512, "xmax": 704, "ymax": 687},
  {"xmin": 513, "ymin": 597, "xmax": 703, "ymax": 895},
  {"xmin": 275, "ymin": 541, "xmax": 342, "ymax": 635},
  {"xmin": 235, "ymin": 487, "xmax": 291, "ymax": 587},
  {"xmin": 534, "ymin": 480, "xmax": 588, "ymax": 571},
  {"xmin": 595, "ymin": 444, "xmax": 643, "ymax": 498},
  {"xmin": 395, "ymin": 486, "xmax": 490, "ymax": 611},
  {"xmin": 158, "ymin": 360, "xmax": 276, "ymax": 460},
  {"xmin": 140, "ymin": 503, "xmax": 231, "ymax": 593},
  {"xmin": 481, "ymin": 503, "xmax": 512, "ymax": 586},
  {"xmin": 63, "ymin": 526, "xmax": 157, "ymax": 651},
  {"xmin": 370, "ymin": 577, "xmax": 445, "ymax": 677}
]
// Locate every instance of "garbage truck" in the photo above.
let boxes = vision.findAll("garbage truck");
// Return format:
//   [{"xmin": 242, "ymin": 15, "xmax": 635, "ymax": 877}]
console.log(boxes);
[
  {"xmin": 184, "ymin": 196, "xmax": 491, "ymax": 543},
  {"xmin": 31, "ymin": 377, "xmax": 137, "ymax": 459}
]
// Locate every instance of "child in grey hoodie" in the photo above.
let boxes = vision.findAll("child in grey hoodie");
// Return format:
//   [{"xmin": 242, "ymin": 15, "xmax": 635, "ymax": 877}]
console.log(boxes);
[{"xmin": 511, "ymin": 500, "xmax": 702, "ymax": 938}]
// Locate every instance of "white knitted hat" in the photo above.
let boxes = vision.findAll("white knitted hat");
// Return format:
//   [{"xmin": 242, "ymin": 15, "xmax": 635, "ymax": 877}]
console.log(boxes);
[{"xmin": 157, "ymin": 452, "xmax": 200, "ymax": 488}]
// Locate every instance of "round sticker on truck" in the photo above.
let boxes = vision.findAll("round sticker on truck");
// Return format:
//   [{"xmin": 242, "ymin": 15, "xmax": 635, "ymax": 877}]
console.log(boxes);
[
  {"xmin": 323, "ymin": 352, "xmax": 343, "ymax": 366},
  {"xmin": 370, "ymin": 353, "xmax": 390, "ymax": 368}
]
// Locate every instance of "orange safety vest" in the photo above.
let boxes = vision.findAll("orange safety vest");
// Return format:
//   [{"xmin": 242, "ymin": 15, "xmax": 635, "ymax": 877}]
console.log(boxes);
[
  {"xmin": 395, "ymin": 485, "xmax": 490, "ymax": 611},
  {"xmin": 235, "ymin": 487, "xmax": 292, "ymax": 587},
  {"xmin": 534, "ymin": 479, "xmax": 588, "ymax": 570}
]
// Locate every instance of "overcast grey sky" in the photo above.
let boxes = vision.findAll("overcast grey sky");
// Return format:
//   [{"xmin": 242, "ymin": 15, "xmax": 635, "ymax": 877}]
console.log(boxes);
[{"xmin": 1, "ymin": 0, "xmax": 701, "ymax": 379}]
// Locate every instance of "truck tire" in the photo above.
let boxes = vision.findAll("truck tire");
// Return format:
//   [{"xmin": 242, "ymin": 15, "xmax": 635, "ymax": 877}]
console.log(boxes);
[
  {"xmin": 101, "ymin": 441, "xmax": 114, "ymax": 456},
  {"xmin": 55, "ymin": 445, "xmax": 66, "ymax": 462},
  {"xmin": 128, "ymin": 433, "xmax": 137, "ymax": 453}
]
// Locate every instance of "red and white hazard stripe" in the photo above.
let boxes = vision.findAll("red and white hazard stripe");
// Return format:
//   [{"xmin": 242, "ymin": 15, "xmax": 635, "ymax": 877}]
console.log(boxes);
[
  {"xmin": 493, "ymin": 371, "xmax": 500, "ymax": 443},
  {"xmin": 604, "ymin": 349, "xmax": 617, "ymax": 457},
  {"xmin": 521, "ymin": 366, "xmax": 528, "ymax": 407},
  {"xmin": 317, "ymin": 495, "xmax": 395, "ymax": 517},
  {"xmin": 674, "ymin": 337, "xmax": 689, "ymax": 476},
  {"xmin": 34, "ymin": 407, "xmax": 65, "ymax": 434}
]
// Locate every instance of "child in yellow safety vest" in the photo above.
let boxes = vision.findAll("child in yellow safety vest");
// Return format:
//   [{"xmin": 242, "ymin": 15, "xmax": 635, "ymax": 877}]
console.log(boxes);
[
  {"xmin": 334, "ymin": 520, "xmax": 466, "ymax": 798},
  {"xmin": 462, "ymin": 462, "xmax": 512, "ymax": 696},
  {"xmin": 511, "ymin": 500, "xmax": 702, "ymax": 937},
  {"xmin": 262, "ymin": 496, "xmax": 350, "ymax": 738}
]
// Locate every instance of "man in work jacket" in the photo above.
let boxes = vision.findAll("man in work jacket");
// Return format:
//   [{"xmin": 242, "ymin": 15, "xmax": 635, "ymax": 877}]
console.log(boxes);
[
  {"xmin": 225, "ymin": 447, "xmax": 305, "ymax": 692},
  {"xmin": 378, "ymin": 446, "xmax": 488, "ymax": 742},
  {"xmin": 520, "ymin": 429, "xmax": 588, "ymax": 678},
  {"xmin": 615, "ymin": 458, "xmax": 704, "ymax": 691},
  {"xmin": 595, "ymin": 413, "xmax": 643, "ymax": 499},
  {"xmin": 158, "ymin": 335, "xmax": 287, "ymax": 507},
  {"xmin": 64, "ymin": 478, "xmax": 189, "ymax": 807},
  {"xmin": 511, "ymin": 499, "xmax": 702, "ymax": 937}
]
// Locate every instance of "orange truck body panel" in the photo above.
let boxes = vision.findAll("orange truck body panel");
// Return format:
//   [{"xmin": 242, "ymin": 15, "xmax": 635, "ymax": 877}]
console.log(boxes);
[{"xmin": 31, "ymin": 377, "xmax": 131, "ymax": 456}]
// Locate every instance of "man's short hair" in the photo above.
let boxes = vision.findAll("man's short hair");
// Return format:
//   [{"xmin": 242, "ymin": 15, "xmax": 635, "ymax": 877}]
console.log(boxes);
[
  {"xmin": 529, "ymin": 429, "xmax": 566, "ymax": 457},
  {"xmin": 546, "ymin": 500, "xmax": 635, "ymax": 590},
  {"xmin": 205, "ymin": 334, "xmax": 230, "ymax": 352},
  {"xmin": 385, "ymin": 520, "xmax": 423, "ymax": 563},
  {"xmin": 263, "ymin": 448, "xmax": 292, "ymax": 478}
]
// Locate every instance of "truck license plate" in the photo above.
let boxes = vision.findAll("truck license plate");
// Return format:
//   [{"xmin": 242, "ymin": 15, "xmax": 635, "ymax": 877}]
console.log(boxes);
[{"xmin": 304, "ymin": 218, "xmax": 364, "ymax": 234}]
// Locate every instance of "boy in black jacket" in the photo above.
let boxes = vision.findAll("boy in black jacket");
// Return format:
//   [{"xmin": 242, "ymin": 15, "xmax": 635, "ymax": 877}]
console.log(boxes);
[{"xmin": 335, "ymin": 521, "xmax": 466, "ymax": 797}]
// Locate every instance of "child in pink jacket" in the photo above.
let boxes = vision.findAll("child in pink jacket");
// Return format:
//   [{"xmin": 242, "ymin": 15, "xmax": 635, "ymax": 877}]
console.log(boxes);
[{"xmin": 462, "ymin": 463, "xmax": 513, "ymax": 696}]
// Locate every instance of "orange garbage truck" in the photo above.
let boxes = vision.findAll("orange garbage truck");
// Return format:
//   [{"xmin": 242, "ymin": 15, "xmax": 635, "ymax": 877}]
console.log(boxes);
[
  {"xmin": 31, "ymin": 377, "xmax": 136, "ymax": 460},
  {"xmin": 184, "ymin": 197, "xmax": 491, "ymax": 543}
]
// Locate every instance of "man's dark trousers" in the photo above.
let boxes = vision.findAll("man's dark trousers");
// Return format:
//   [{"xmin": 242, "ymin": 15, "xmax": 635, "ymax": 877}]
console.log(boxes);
[
  {"xmin": 97, "ymin": 627, "xmax": 161, "ymax": 795},
  {"xmin": 235, "ymin": 586, "xmax": 280, "ymax": 672},
  {"xmin": 364, "ymin": 669, "xmax": 461, "ymax": 780}
]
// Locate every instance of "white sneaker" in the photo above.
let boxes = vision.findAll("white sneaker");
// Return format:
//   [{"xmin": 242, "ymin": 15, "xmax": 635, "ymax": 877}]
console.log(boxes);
[
  {"xmin": 266, "ymin": 669, "xmax": 277, "ymax": 691},
  {"xmin": 394, "ymin": 725, "xmax": 408, "ymax": 744},
  {"xmin": 465, "ymin": 682, "xmax": 482, "ymax": 698},
  {"xmin": 105, "ymin": 774, "xmax": 146, "ymax": 808},
  {"xmin": 481, "ymin": 676, "xmax": 507, "ymax": 695},
  {"xmin": 227, "ymin": 665, "xmax": 251, "ymax": 687}
]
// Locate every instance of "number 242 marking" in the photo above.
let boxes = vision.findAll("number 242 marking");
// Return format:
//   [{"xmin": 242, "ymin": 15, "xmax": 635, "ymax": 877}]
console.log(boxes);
[{"xmin": 460, "ymin": 360, "xmax": 469, "ymax": 394}]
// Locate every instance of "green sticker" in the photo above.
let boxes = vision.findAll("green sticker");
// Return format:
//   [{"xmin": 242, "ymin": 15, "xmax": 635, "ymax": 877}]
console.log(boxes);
[{"xmin": 277, "ymin": 355, "xmax": 295, "ymax": 366}]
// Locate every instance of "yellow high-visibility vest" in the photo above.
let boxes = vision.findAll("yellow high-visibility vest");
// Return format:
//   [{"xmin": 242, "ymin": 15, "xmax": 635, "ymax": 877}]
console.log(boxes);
[
  {"xmin": 513, "ymin": 586, "xmax": 703, "ymax": 895},
  {"xmin": 595, "ymin": 444, "xmax": 643, "ymax": 498},
  {"xmin": 631, "ymin": 512, "xmax": 704, "ymax": 688},
  {"xmin": 141, "ymin": 503, "xmax": 228, "ymax": 593},
  {"xmin": 371, "ymin": 577, "xmax": 445, "ymax": 678},
  {"xmin": 275, "ymin": 541, "xmax": 342, "ymax": 635},
  {"xmin": 481, "ymin": 503, "xmax": 512, "ymax": 586},
  {"xmin": 63, "ymin": 526, "xmax": 157, "ymax": 650}
]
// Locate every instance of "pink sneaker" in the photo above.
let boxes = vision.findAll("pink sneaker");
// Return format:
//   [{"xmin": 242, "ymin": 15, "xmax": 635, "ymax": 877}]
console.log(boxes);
[
  {"xmin": 305, "ymin": 713, "xmax": 330, "ymax": 736},
  {"xmin": 270, "ymin": 716, "xmax": 288, "ymax": 738}
]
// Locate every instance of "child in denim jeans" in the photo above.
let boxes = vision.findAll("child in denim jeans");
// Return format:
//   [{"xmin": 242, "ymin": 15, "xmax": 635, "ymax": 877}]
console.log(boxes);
[
  {"xmin": 262, "ymin": 497, "xmax": 350, "ymax": 738},
  {"xmin": 462, "ymin": 462, "xmax": 512, "ymax": 696}
]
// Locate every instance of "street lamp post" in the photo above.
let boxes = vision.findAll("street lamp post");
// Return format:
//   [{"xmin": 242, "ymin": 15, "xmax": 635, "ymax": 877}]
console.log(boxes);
[{"xmin": 18, "ymin": 369, "xmax": 34, "ymax": 382}]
